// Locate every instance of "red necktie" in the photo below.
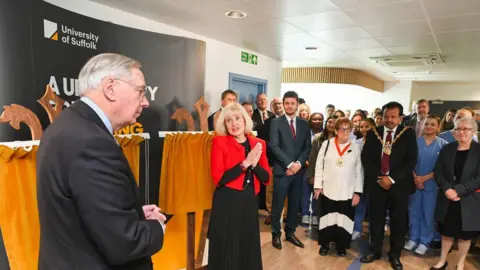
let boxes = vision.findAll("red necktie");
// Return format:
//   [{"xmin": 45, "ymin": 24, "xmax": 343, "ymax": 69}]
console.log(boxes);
[
  {"xmin": 381, "ymin": 131, "xmax": 393, "ymax": 175},
  {"xmin": 290, "ymin": 119, "xmax": 296, "ymax": 138}
]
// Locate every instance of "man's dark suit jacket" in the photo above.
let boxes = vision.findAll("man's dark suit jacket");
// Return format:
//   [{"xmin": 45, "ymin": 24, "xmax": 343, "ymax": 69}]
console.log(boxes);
[
  {"xmin": 257, "ymin": 115, "xmax": 277, "ymax": 166},
  {"xmin": 36, "ymin": 100, "xmax": 164, "ymax": 270},
  {"xmin": 269, "ymin": 116, "xmax": 311, "ymax": 176},
  {"xmin": 208, "ymin": 110, "xmax": 220, "ymax": 131},
  {"xmin": 361, "ymin": 125, "xmax": 418, "ymax": 194},
  {"xmin": 252, "ymin": 109, "xmax": 274, "ymax": 130}
]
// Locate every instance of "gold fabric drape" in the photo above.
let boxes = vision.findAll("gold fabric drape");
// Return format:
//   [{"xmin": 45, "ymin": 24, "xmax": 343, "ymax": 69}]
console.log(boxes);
[
  {"xmin": 153, "ymin": 132, "xmax": 215, "ymax": 270},
  {"xmin": 115, "ymin": 135, "xmax": 145, "ymax": 184},
  {"xmin": 0, "ymin": 146, "xmax": 40, "ymax": 270},
  {"xmin": 0, "ymin": 136, "xmax": 144, "ymax": 269}
]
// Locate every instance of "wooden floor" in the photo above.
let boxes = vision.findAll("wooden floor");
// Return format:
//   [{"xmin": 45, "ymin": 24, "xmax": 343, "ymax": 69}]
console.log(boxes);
[{"xmin": 258, "ymin": 211, "xmax": 480, "ymax": 270}]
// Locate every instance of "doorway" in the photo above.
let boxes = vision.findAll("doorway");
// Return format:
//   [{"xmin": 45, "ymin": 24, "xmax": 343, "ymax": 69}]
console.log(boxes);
[{"xmin": 228, "ymin": 73, "xmax": 268, "ymax": 105}]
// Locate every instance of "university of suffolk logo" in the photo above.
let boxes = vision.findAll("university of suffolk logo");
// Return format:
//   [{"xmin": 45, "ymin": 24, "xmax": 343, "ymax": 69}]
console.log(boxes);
[{"xmin": 43, "ymin": 19, "xmax": 58, "ymax": 41}]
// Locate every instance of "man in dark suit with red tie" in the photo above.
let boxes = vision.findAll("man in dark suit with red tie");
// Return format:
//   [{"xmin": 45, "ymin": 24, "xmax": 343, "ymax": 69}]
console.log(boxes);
[
  {"xmin": 360, "ymin": 102, "xmax": 418, "ymax": 270},
  {"xmin": 269, "ymin": 91, "xmax": 311, "ymax": 250},
  {"xmin": 252, "ymin": 93, "xmax": 274, "ymax": 131}
]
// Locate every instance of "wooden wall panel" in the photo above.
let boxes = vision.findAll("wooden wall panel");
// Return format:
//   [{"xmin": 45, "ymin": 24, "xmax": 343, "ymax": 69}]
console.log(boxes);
[{"xmin": 282, "ymin": 67, "xmax": 384, "ymax": 92}]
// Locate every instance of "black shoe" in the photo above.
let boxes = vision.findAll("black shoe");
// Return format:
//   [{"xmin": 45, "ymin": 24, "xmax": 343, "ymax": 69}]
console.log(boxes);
[
  {"xmin": 286, "ymin": 235, "xmax": 304, "ymax": 248},
  {"xmin": 272, "ymin": 235, "xmax": 282, "ymax": 250},
  {"xmin": 264, "ymin": 215, "xmax": 272, "ymax": 225},
  {"xmin": 389, "ymin": 257, "xmax": 403, "ymax": 270},
  {"xmin": 337, "ymin": 247, "xmax": 347, "ymax": 257},
  {"xmin": 319, "ymin": 245, "xmax": 329, "ymax": 256},
  {"xmin": 430, "ymin": 261, "xmax": 448, "ymax": 270},
  {"xmin": 360, "ymin": 253, "xmax": 381, "ymax": 263}
]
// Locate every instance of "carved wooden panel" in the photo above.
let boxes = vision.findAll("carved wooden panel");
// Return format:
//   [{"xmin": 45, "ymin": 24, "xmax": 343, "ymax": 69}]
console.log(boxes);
[{"xmin": 0, "ymin": 104, "xmax": 42, "ymax": 140}]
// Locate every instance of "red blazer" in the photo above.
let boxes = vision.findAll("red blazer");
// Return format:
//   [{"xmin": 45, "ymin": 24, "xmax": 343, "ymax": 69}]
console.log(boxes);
[{"xmin": 210, "ymin": 135, "xmax": 271, "ymax": 195}]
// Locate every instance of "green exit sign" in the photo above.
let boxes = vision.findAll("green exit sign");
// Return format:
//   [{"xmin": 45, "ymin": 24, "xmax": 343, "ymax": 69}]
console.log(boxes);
[{"xmin": 241, "ymin": 51, "xmax": 258, "ymax": 65}]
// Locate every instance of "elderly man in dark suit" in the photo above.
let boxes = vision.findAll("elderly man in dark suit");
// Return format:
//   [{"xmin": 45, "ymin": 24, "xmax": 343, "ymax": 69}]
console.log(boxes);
[
  {"xmin": 252, "ymin": 93, "xmax": 274, "ymax": 130},
  {"xmin": 360, "ymin": 102, "xmax": 418, "ymax": 270},
  {"xmin": 36, "ymin": 53, "xmax": 166, "ymax": 270},
  {"xmin": 269, "ymin": 91, "xmax": 311, "ymax": 250}
]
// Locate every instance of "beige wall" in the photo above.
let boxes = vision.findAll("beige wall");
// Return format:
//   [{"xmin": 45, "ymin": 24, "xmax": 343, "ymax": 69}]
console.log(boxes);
[{"xmin": 411, "ymin": 81, "xmax": 480, "ymax": 105}]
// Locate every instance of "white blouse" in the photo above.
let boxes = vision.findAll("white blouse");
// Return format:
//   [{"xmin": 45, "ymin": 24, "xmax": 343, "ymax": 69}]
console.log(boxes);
[{"xmin": 314, "ymin": 138, "xmax": 364, "ymax": 201}]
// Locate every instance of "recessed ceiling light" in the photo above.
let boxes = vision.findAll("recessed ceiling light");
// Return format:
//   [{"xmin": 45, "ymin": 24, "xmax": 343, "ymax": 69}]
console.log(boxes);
[
  {"xmin": 225, "ymin": 10, "xmax": 248, "ymax": 19},
  {"xmin": 305, "ymin": 47, "xmax": 318, "ymax": 50}
]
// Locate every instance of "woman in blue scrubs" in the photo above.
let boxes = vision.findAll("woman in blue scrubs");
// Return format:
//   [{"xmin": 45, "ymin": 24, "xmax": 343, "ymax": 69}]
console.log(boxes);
[{"xmin": 404, "ymin": 115, "xmax": 447, "ymax": 255}]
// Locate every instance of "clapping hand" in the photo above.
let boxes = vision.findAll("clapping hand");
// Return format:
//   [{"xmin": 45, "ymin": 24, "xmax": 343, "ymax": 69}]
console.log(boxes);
[
  {"xmin": 243, "ymin": 143, "xmax": 262, "ymax": 168},
  {"xmin": 143, "ymin": 205, "xmax": 167, "ymax": 223}
]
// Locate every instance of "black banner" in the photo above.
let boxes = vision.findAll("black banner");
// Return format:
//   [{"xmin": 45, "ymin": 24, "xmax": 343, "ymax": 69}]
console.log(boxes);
[{"xmin": 0, "ymin": 1, "xmax": 206, "ymax": 267}]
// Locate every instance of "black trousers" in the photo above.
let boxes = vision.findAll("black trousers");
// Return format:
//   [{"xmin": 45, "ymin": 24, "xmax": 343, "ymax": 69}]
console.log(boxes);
[
  {"xmin": 367, "ymin": 183, "xmax": 409, "ymax": 259},
  {"xmin": 271, "ymin": 171, "xmax": 303, "ymax": 237}
]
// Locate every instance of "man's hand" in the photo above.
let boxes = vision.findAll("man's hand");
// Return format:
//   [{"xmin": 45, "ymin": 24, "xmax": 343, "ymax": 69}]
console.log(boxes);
[
  {"xmin": 285, "ymin": 169, "xmax": 294, "ymax": 176},
  {"xmin": 377, "ymin": 176, "xmax": 392, "ymax": 190},
  {"xmin": 143, "ymin": 205, "xmax": 166, "ymax": 223},
  {"xmin": 290, "ymin": 162, "xmax": 301, "ymax": 174}
]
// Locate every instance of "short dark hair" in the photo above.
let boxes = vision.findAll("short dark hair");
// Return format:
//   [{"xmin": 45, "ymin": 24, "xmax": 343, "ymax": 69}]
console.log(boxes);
[
  {"xmin": 427, "ymin": 114, "xmax": 441, "ymax": 125},
  {"xmin": 334, "ymin": 110, "xmax": 345, "ymax": 117},
  {"xmin": 382, "ymin": 101, "xmax": 404, "ymax": 116},
  {"xmin": 299, "ymin": 98, "xmax": 306, "ymax": 104},
  {"xmin": 242, "ymin": 101, "xmax": 253, "ymax": 107},
  {"xmin": 282, "ymin": 91, "xmax": 299, "ymax": 103},
  {"xmin": 221, "ymin": 89, "xmax": 237, "ymax": 100},
  {"xmin": 351, "ymin": 113, "xmax": 365, "ymax": 121},
  {"xmin": 417, "ymin": 99, "xmax": 429, "ymax": 104},
  {"xmin": 326, "ymin": 104, "xmax": 335, "ymax": 109}
]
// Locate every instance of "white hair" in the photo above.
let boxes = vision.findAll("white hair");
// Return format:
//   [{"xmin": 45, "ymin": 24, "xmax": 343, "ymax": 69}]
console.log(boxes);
[
  {"xmin": 215, "ymin": 102, "xmax": 253, "ymax": 136},
  {"xmin": 78, "ymin": 53, "xmax": 141, "ymax": 96},
  {"xmin": 454, "ymin": 116, "xmax": 478, "ymax": 133}
]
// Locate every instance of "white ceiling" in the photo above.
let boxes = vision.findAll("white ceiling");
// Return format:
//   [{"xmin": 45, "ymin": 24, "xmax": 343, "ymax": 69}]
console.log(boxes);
[{"xmin": 90, "ymin": 0, "xmax": 480, "ymax": 82}]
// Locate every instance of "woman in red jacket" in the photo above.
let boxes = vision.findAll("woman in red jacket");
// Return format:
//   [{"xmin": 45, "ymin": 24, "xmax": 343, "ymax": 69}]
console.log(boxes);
[{"xmin": 208, "ymin": 102, "xmax": 271, "ymax": 270}]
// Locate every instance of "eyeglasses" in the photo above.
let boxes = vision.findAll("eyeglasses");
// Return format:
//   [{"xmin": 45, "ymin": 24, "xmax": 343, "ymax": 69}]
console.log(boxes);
[
  {"xmin": 337, "ymin": 128, "xmax": 352, "ymax": 133},
  {"xmin": 115, "ymin": 78, "xmax": 147, "ymax": 97},
  {"xmin": 454, "ymin": 128, "xmax": 473, "ymax": 133}
]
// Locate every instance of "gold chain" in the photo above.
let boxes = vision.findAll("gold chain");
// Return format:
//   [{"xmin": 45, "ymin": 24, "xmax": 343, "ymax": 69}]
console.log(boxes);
[{"xmin": 372, "ymin": 126, "xmax": 410, "ymax": 146}]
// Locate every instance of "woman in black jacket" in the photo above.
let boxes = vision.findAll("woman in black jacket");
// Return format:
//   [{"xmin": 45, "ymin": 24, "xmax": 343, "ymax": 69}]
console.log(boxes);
[{"xmin": 431, "ymin": 116, "xmax": 480, "ymax": 270}]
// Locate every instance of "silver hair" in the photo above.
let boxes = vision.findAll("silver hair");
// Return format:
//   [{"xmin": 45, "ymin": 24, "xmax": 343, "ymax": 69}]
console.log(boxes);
[
  {"xmin": 454, "ymin": 116, "xmax": 478, "ymax": 133},
  {"xmin": 78, "ymin": 53, "xmax": 141, "ymax": 96}
]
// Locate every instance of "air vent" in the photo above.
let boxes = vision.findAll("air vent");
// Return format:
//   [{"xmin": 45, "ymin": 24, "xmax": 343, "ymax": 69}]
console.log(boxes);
[{"xmin": 370, "ymin": 53, "xmax": 444, "ymax": 68}]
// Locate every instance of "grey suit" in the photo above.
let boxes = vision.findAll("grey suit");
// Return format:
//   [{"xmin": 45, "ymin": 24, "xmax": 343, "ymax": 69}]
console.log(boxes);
[
  {"xmin": 269, "ymin": 115, "xmax": 311, "ymax": 236},
  {"xmin": 434, "ymin": 141, "xmax": 480, "ymax": 232}
]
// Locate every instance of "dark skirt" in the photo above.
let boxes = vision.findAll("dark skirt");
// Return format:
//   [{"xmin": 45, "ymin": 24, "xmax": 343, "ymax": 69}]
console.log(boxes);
[
  {"xmin": 318, "ymin": 194, "xmax": 355, "ymax": 249},
  {"xmin": 207, "ymin": 184, "xmax": 262, "ymax": 270},
  {"xmin": 438, "ymin": 201, "xmax": 478, "ymax": 240}
]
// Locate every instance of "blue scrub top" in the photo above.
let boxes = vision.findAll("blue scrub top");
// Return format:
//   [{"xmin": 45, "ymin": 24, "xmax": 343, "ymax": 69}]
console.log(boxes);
[{"xmin": 415, "ymin": 137, "xmax": 448, "ymax": 191}]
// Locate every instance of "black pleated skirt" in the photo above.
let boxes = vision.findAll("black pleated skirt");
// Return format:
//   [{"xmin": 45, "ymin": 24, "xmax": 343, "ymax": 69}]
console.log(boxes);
[
  {"xmin": 207, "ymin": 184, "xmax": 262, "ymax": 270},
  {"xmin": 318, "ymin": 194, "xmax": 355, "ymax": 249}
]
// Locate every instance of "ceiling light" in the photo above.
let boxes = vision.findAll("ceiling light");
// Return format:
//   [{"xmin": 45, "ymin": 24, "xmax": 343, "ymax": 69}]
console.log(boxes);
[
  {"xmin": 305, "ymin": 47, "xmax": 318, "ymax": 50},
  {"xmin": 225, "ymin": 10, "xmax": 247, "ymax": 19}
]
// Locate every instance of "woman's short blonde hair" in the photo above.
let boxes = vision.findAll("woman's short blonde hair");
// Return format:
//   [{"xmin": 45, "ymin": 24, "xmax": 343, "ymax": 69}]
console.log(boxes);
[
  {"xmin": 298, "ymin": 103, "xmax": 311, "ymax": 118},
  {"xmin": 215, "ymin": 102, "xmax": 254, "ymax": 136}
]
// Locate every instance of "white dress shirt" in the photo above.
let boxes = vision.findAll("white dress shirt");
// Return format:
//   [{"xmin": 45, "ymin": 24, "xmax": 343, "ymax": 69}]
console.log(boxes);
[
  {"xmin": 285, "ymin": 115, "xmax": 300, "ymax": 169},
  {"xmin": 381, "ymin": 126, "xmax": 398, "ymax": 184}
]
